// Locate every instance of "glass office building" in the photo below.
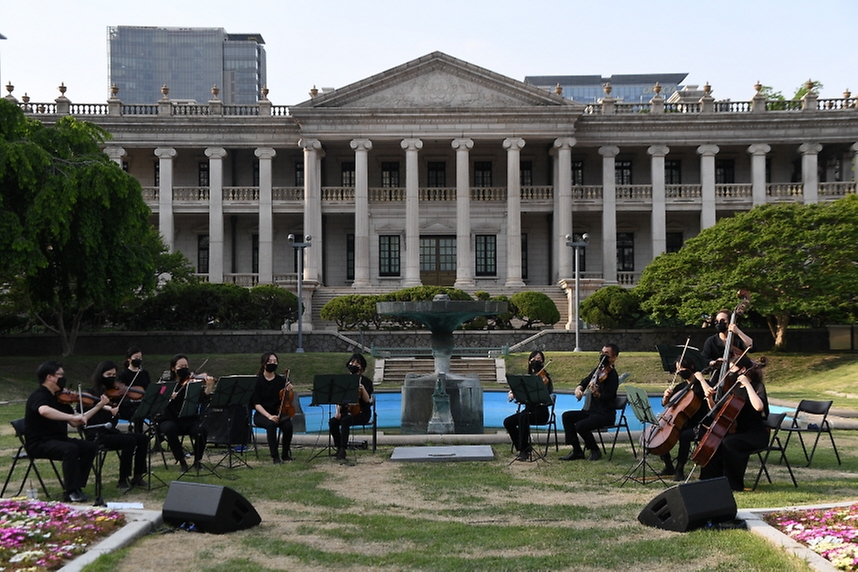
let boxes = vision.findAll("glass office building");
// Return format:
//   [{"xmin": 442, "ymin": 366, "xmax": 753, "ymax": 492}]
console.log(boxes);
[
  {"xmin": 108, "ymin": 26, "xmax": 266, "ymax": 104},
  {"xmin": 525, "ymin": 73, "xmax": 688, "ymax": 103}
]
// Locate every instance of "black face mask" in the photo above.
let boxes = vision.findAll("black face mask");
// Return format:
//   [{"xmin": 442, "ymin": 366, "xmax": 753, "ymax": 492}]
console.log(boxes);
[
  {"xmin": 265, "ymin": 363, "xmax": 278, "ymax": 373},
  {"xmin": 716, "ymin": 321, "xmax": 729, "ymax": 334},
  {"xmin": 347, "ymin": 364, "xmax": 361, "ymax": 375},
  {"xmin": 175, "ymin": 367, "xmax": 191, "ymax": 381},
  {"xmin": 103, "ymin": 375, "xmax": 117, "ymax": 388},
  {"xmin": 131, "ymin": 358, "xmax": 143, "ymax": 368},
  {"xmin": 56, "ymin": 376, "xmax": 67, "ymax": 390},
  {"xmin": 678, "ymin": 369, "xmax": 693, "ymax": 380},
  {"xmin": 529, "ymin": 361, "xmax": 544, "ymax": 373}
]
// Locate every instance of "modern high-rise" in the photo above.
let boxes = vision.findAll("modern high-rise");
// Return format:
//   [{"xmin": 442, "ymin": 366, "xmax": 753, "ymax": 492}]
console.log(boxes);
[{"xmin": 107, "ymin": 26, "xmax": 266, "ymax": 104}]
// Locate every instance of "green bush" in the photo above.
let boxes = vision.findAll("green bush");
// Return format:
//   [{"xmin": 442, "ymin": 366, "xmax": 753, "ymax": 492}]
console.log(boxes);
[
  {"xmin": 320, "ymin": 294, "xmax": 379, "ymax": 330},
  {"xmin": 579, "ymin": 285, "xmax": 642, "ymax": 329},
  {"xmin": 509, "ymin": 291, "xmax": 560, "ymax": 329}
]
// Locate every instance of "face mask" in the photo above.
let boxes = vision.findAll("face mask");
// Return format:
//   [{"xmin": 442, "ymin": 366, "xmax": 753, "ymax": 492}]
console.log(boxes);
[
  {"xmin": 347, "ymin": 364, "xmax": 361, "ymax": 375},
  {"xmin": 529, "ymin": 361, "xmax": 544, "ymax": 373},
  {"xmin": 716, "ymin": 321, "xmax": 728, "ymax": 333},
  {"xmin": 265, "ymin": 363, "xmax": 278, "ymax": 373},
  {"xmin": 56, "ymin": 376, "xmax": 67, "ymax": 390},
  {"xmin": 103, "ymin": 375, "xmax": 117, "ymax": 387},
  {"xmin": 131, "ymin": 358, "xmax": 143, "ymax": 368},
  {"xmin": 176, "ymin": 367, "xmax": 191, "ymax": 380},
  {"xmin": 678, "ymin": 369, "xmax": 693, "ymax": 380}
]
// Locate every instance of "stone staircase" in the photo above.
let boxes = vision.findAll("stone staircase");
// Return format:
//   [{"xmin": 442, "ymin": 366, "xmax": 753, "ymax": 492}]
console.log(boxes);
[{"xmin": 376, "ymin": 357, "xmax": 505, "ymax": 386}]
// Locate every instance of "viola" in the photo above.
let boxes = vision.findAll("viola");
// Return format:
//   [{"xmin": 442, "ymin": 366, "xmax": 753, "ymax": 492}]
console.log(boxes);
[
  {"xmin": 105, "ymin": 382, "xmax": 146, "ymax": 403},
  {"xmin": 56, "ymin": 389, "xmax": 99, "ymax": 408},
  {"xmin": 278, "ymin": 369, "xmax": 296, "ymax": 418}
]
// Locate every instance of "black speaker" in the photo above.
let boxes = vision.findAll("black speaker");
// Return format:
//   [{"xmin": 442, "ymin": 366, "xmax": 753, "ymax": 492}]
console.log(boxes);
[
  {"xmin": 203, "ymin": 406, "xmax": 250, "ymax": 446},
  {"xmin": 162, "ymin": 481, "xmax": 261, "ymax": 534},
  {"xmin": 638, "ymin": 477, "xmax": 737, "ymax": 532}
]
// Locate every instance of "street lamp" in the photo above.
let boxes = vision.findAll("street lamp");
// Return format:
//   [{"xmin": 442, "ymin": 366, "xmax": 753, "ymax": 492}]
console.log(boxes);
[
  {"xmin": 287, "ymin": 234, "xmax": 312, "ymax": 353},
  {"xmin": 565, "ymin": 232, "xmax": 590, "ymax": 352}
]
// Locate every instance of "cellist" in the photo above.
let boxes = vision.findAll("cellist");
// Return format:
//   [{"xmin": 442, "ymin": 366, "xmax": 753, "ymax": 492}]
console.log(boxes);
[
  {"xmin": 698, "ymin": 355, "xmax": 769, "ymax": 492},
  {"xmin": 251, "ymin": 352, "xmax": 295, "ymax": 464}
]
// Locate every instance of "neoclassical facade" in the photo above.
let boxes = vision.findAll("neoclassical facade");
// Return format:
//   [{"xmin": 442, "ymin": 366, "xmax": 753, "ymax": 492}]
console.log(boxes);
[{"xmin": 8, "ymin": 52, "xmax": 858, "ymax": 329}]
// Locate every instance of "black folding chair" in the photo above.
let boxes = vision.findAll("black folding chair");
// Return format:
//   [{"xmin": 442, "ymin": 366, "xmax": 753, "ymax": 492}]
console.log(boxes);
[
  {"xmin": 751, "ymin": 412, "xmax": 797, "ymax": 490},
  {"xmin": 348, "ymin": 395, "xmax": 378, "ymax": 453},
  {"xmin": 596, "ymin": 395, "xmax": 637, "ymax": 460},
  {"xmin": 1, "ymin": 419, "xmax": 65, "ymax": 499},
  {"xmin": 780, "ymin": 400, "xmax": 841, "ymax": 467}
]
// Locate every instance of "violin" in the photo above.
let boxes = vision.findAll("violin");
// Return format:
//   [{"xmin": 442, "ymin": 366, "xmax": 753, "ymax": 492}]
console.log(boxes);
[
  {"xmin": 56, "ymin": 389, "xmax": 99, "ymax": 408},
  {"xmin": 105, "ymin": 381, "xmax": 146, "ymax": 403},
  {"xmin": 535, "ymin": 360, "xmax": 552, "ymax": 387},
  {"xmin": 587, "ymin": 354, "xmax": 611, "ymax": 397},
  {"xmin": 278, "ymin": 369, "xmax": 296, "ymax": 418}
]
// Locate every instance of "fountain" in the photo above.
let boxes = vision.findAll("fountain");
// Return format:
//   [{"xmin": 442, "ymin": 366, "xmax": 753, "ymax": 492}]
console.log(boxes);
[{"xmin": 376, "ymin": 294, "xmax": 508, "ymax": 434}]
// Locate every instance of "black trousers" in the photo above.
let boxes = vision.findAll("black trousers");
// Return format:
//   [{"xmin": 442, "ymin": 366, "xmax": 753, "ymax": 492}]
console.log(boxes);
[
  {"xmin": 504, "ymin": 404, "xmax": 550, "ymax": 452},
  {"xmin": 699, "ymin": 428, "xmax": 769, "ymax": 491},
  {"xmin": 159, "ymin": 417, "xmax": 207, "ymax": 463},
  {"xmin": 254, "ymin": 413, "xmax": 294, "ymax": 459},
  {"xmin": 94, "ymin": 431, "xmax": 149, "ymax": 480},
  {"xmin": 329, "ymin": 409, "xmax": 371, "ymax": 450},
  {"xmin": 561, "ymin": 410, "xmax": 613, "ymax": 452},
  {"xmin": 28, "ymin": 437, "xmax": 99, "ymax": 493}
]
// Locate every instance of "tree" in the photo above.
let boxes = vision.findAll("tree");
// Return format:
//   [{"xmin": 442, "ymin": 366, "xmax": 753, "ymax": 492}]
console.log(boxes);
[
  {"xmin": 0, "ymin": 99, "xmax": 167, "ymax": 354},
  {"xmin": 635, "ymin": 196, "xmax": 858, "ymax": 350},
  {"xmin": 509, "ymin": 291, "xmax": 560, "ymax": 329},
  {"xmin": 579, "ymin": 285, "xmax": 643, "ymax": 329}
]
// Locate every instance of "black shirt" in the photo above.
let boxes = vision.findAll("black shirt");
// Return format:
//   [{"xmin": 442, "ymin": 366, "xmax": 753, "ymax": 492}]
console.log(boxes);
[{"xmin": 25, "ymin": 385, "xmax": 72, "ymax": 446}]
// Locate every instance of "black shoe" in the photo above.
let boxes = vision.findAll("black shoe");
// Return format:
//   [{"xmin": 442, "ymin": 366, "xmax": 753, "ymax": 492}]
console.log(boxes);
[
  {"xmin": 587, "ymin": 449, "xmax": 602, "ymax": 461},
  {"xmin": 117, "ymin": 478, "xmax": 132, "ymax": 491},
  {"xmin": 658, "ymin": 466, "xmax": 675, "ymax": 476},
  {"xmin": 191, "ymin": 462, "xmax": 202, "ymax": 473},
  {"xmin": 335, "ymin": 448, "xmax": 347, "ymax": 461},
  {"xmin": 65, "ymin": 489, "xmax": 90, "ymax": 503},
  {"xmin": 283, "ymin": 450, "xmax": 294, "ymax": 461},
  {"xmin": 673, "ymin": 470, "xmax": 686, "ymax": 482},
  {"xmin": 273, "ymin": 457, "xmax": 283, "ymax": 465},
  {"xmin": 179, "ymin": 459, "xmax": 189, "ymax": 472},
  {"xmin": 559, "ymin": 450, "xmax": 585, "ymax": 461},
  {"xmin": 130, "ymin": 475, "xmax": 147, "ymax": 487}
]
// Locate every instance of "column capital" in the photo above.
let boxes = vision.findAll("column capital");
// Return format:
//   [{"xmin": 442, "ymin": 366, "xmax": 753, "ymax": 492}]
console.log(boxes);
[
  {"xmin": 350, "ymin": 138, "xmax": 373, "ymax": 151},
  {"xmin": 553, "ymin": 137, "xmax": 577, "ymax": 150},
  {"xmin": 696, "ymin": 144, "xmax": 720, "ymax": 157},
  {"xmin": 299, "ymin": 138, "xmax": 322, "ymax": 151},
  {"xmin": 104, "ymin": 146, "xmax": 126, "ymax": 161},
  {"xmin": 205, "ymin": 147, "xmax": 227, "ymax": 159},
  {"xmin": 400, "ymin": 138, "xmax": 423, "ymax": 152},
  {"xmin": 747, "ymin": 144, "xmax": 771, "ymax": 156},
  {"xmin": 852, "ymin": 142, "xmax": 858, "ymax": 153},
  {"xmin": 647, "ymin": 145, "xmax": 670, "ymax": 157},
  {"xmin": 254, "ymin": 147, "xmax": 277, "ymax": 159},
  {"xmin": 503, "ymin": 137, "xmax": 526, "ymax": 151},
  {"xmin": 154, "ymin": 147, "xmax": 177, "ymax": 159},
  {"xmin": 599, "ymin": 145, "xmax": 620, "ymax": 158},
  {"xmin": 451, "ymin": 138, "xmax": 474, "ymax": 150},
  {"xmin": 799, "ymin": 142, "xmax": 823, "ymax": 155}
]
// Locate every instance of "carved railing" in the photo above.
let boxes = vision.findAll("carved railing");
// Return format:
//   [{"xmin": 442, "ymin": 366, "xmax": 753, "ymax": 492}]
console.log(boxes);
[
  {"xmin": 173, "ymin": 186, "xmax": 209, "ymax": 201},
  {"xmin": 765, "ymin": 100, "xmax": 803, "ymax": 111},
  {"xmin": 121, "ymin": 104, "xmax": 158, "ymax": 115},
  {"xmin": 222, "ymin": 105, "xmax": 260, "ymax": 116},
  {"xmin": 616, "ymin": 185, "xmax": 652, "ymax": 200},
  {"xmin": 369, "ymin": 187, "xmax": 405, "ymax": 201},
  {"xmin": 270, "ymin": 105, "xmax": 290, "ymax": 116},
  {"xmin": 715, "ymin": 183, "xmax": 752, "ymax": 198},
  {"xmin": 817, "ymin": 98, "xmax": 856, "ymax": 110},
  {"xmin": 613, "ymin": 103, "xmax": 649, "ymax": 114},
  {"xmin": 69, "ymin": 103, "xmax": 108, "ymax": 115},
  {"xmin": 713, "ymin": 101, "xmax": 751, "ymax": 113},
  {"xmin": 419, "ymin": 187, "xmax": 455, "ymax": 201},
  {"xmin": 141, "ymin": 187, "xmax": 159, "ymax": 202},
  {"xmin": 273, "ymin": 187, "xmax": 303, "ymax": 201},
  {"xmin": 322, "ymin": 187, "xmax": 355, "ymax": 201},
  {"xmin": 666, "ymin": 184, "xmax": 702, "ymax": 198},
  {"xmin": 522, "ymin": 185, "xmax": 553, "ymax": 200},
  {"xmin": 171, "ymin": 105, "xmax": 210, "ymax": 116},
  {"xmin": 766, "ymin": 183, "xmax": 803, "ymax": 197},
  {"xmin": 617, "ymin": 272, "xmax": 641, "ymax": 286},
  {"xmin": 470, "ymin": 187, "xmax": 507, "ymax": 201},
  {"xmin": 819, "ymin": 181, "xmax": 857, "ymax": 197},
  {"xmin": 572, "ymin": 185, "xmax": 603, "ymax": 200},
  {"xmin": 224, "ymin": 187, "xmax": 259, "ymax": 201},
  {"xmin": 223, "ymin": 273, "xmax": 259, "ymax": 287}
]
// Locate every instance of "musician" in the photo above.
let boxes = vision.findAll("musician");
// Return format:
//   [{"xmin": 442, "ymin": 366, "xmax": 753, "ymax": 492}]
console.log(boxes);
[
  {"xmin": 117, "ymin": 346, "xmax": 152, "ymax": 433},
  {"xmin": 83, "ymin": 360, "xmax": 149, "ymax": 490},
  {"xmin": 657, "ymin": 357, "xmax": 715, "ymax": 481},
  {"xmin": 702, "ymin": 308, "xmax": 753, "ymax": 386},
  {"xmin": 251, "ymin": 352, "xmax": 294, "ymax": 464},
  {"xmin": 329, "ymin": 353, "xmax": 374, "ymax": 462},
  {"xmin": 698, "ymin": 355, "xmax": 769, "ymax": 492},
  {"xmin": 504, "ymin": 351, "xmax": 554, "ymax": 460},
  {"xmin": 24, "ymin": 361, "xmax": 109, "ymax": 503},
  {"xmin": 157, "ymin": 354, "xmax": 215, "ymax": 472},
  {"xmin": 560, "ymin": 344, "xmax": 620, "ymax": 461}
]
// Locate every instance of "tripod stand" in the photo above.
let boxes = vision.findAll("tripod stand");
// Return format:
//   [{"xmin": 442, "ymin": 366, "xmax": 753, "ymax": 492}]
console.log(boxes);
[
  {"xmin": 175, "ymin": 381, "xmax": 224, "ymax": 480},
  {"xmin": 619, "ymin": 386, "xmax": 668, "ymax": 487},
  {"xmin": 130, "ymin": 382, "xmax": 176, "ymax": 491},
  {"xmin": 307, "ymin": 374, "xmax": 360, "ymax": 462},
  {"xmin": 506, "ymin": 374, "xmax": 554, "ymax": 464},
  {"xmin": 206, "ymin": 376, "xmax": 256, "ymax": 470}
]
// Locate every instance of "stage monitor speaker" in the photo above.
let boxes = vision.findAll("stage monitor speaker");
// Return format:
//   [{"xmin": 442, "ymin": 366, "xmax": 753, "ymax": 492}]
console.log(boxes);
[
  {"xmin": 637, "ymin": 477, "xmax": 736, "ymax": 532},
  {"xmin": 162, "ymin": 481, "xmax": 261, "ymax": 534}
]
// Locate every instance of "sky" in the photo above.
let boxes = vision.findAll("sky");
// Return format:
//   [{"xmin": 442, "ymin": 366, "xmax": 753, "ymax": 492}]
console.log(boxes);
[{"xmin": 1, "ymin": 0, "xmax": 855, "ymax": 106}]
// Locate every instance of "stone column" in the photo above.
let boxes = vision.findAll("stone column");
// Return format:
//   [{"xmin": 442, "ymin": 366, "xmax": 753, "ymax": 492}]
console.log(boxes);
[
  {"xmin": 300, "ymin": 138, "xmax": 323, "ymax": 282},
  {"xmin": 155, "ymin": 147, "xmax": 177, "ymax": 252},
  {"xmin": 852, "ymin": 143, "xmax": 858, "ymax": 182},
  {"xmin": 555, "ymin": 137, "xmax": 576, "ymax": 280},
  {"xmin": 747, "ymin": 144, "xmax": 771, "ymax": 206},
  {"xmin": 255, "ymin": 147, "xmax": 276, "ymax": 284},
  {"xmin": 697, "ymin": 144, "xmax": 720, "ymax": 229},
  {"xmin": 350, "ymin": 139, "xmax": 373, "ymax": 287},
  {"xmin": 205, "ymin": 147, "xmax": 227, "ymax": 283},
  {"xmin": 104, "ymin": 146, "xmax": 126, "ymax": 166},
  {"xmin": 452, "ymin": 138, "xmax": 475, "ymax": 288},
  {"xmin": 799, "ymin": 142, "xmax": 822, "ymax": 204},
  {"xmin": 648, "ymin": 145, "xmax": 669, "ymax": 257},
  {"xmin": 504, "ymin": 138, "xmax": 526, "ymax": 288},
  {"xmin": 402, "ymin": 138, "xmax": 423, "ymax": 287},
  {"xmin": 599, "ymin": 146, "xmax": 619, "ymax": 285}
]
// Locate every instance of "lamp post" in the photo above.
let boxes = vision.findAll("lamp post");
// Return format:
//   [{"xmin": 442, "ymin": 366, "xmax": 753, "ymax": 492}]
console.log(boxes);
[
  {"xmin": 565, "ymin": 233, "xmax": 590, "ymax": 352},
  {"xmin": 287, "ymin": 234, "xmax": 312, "ymax": 353}
]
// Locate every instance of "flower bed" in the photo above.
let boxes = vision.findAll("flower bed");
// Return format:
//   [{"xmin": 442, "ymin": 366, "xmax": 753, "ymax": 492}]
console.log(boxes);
[
  {"xmin": 764, "ymin": 504, "xmax": 858, "ymax": 571},
  {"xmin": 0, "ymin": 499, "xmax": 126, "ymax": 571}
]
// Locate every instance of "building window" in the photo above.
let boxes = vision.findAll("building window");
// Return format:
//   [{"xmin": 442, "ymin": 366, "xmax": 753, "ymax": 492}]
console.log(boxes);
[
  {"xmin": 346, "ymin": 234, "xmax": 355, "ymax": 281},
  {"xmin": 154, "ymin": 161, "xmax": 160, "ymax": 187},
  {"xmin": 665, "ymin": 160, "xmax": 681, "ymax": 185},
  {"xmin": 571, "ymin": 161, "xmax": 584, "ymax": 186},
  {"xmin": 252, "ymin": 234, "xmax": 259, "ymax": 273},
  {"xmin": 615, "ymin": 160, "xmax": 632, "ymax": 185},
  {"xmin": 379, "ymin": 235, "xmax": 401, "ymax": 276},
  {"xmin": 198, "ymin": 162, "xmax": 209, "ymax": 187},
  {"xmin": 520, "ymin": 161, "xmax": 533, "ymax": 186},
  {"xmin": 617, "ymin": 232, "xmax": 634, "ymax": 271},
  {"xmin": 475, "ymin": 235, "xmax": 497, "ymax": 276},
  {"xmin": 474, "ymin": 161, "xmax": 492, "ymax": 187},
  {"xmin": 427, "ymin": 161, "xmax": 446, "ymax": 187},
  {"xmin": 252, "ymin": 160, "xmax": 260, "ymax": 187},
  {"xmin": 666, "ymin": 232, "xmax": 683, "ymax": 253},
  {"xmin": 197, "ymin": 235, "xmax": 210, "ymax": 274},
  {"xmin": 295, "ymin": 162, "xmax": 304, "ymax": 187},
  {"xmin": 521, "ymin": 233, "xmax": 528, "ymax": 280},
  {"xmin": 381, "ymin": 162, "xmax": 400, "ymax": 188},
  {"xmin": 715, "ymin": 160, "xmax": 735, "ymax": 184},
  {"xmin": 341, "ymin": 161, "xmax": 356, "ymax": 187}
]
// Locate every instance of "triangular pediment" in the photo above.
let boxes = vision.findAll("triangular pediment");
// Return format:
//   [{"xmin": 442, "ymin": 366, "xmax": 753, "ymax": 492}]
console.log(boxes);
[{"xmin": 292, "ymin": 52, "xmax": 579, "ymax": 110}]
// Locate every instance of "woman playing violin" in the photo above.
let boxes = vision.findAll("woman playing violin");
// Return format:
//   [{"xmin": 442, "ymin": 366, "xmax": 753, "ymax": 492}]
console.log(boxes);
[
  {"xmin": 329, "ymin": 353, "xmax": 373, "ymax": 463},
  {"xmin": 83, "ymin": 360, "xmax": 149, "ymax": 490},
  {"xmin": 157, "ymin": 354, "xmax": 215, "ymax": 472},
  {"xmin": 117, "ymin": 346, "xmax": 152, "ymax": 433},
  {"xmin": 251, "ymin": 352, "xmax": 294, "ymax": 464},
  {"xmin": 702, "ymin": 308, "xmax": 754, "ymax": 387},
  {"xmin": 560, "ymin": 343, "xmax": 620, "ymax": 462},
  {"xmin": 504, "ymin": 350, "xmax": 554, "ymax": 461},
  {"xmin": 698, "ymin": 355, "xmax": 769, "ymax": 492}
]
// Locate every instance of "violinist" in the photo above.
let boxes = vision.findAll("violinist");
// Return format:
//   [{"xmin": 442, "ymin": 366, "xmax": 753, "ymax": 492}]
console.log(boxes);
[
  {"xmin": 698, "ymin": 355, "xmax": 769, "ymax": 492},
  {"xmin": 504, "ymin": 351, "xmax": 554, "ymax": 461},
  {"xmin": 251, "ymin": 352, "xmax": 294, "ymax": 464},
  {"xmin": 560, "ymin": 344, "xmax": 620, "ymax": 462},
  {"xmin": 117, "ymin": 346, "xmax": 151, "ymax": 433},
  {"xmin": 157, "ymin": 354, "xmax": 215, "ymax": 472},
  {"xmin": 83, "ymin": 360, "xmax": 149, "ymax": 490},
  {"xmin": 24, "ymin": 361, "xmax": 109, "ymax": 503},
  {"xmin": 329, "ymin": 353, "xmax": 373, "ymax": 462},
  {"xmin": 702, "ymin": 308, "xmax": 753, "ymax": 388},
  {"xmin": 656, "ymin": 357, "xmax": 715, "ymax": 481}
]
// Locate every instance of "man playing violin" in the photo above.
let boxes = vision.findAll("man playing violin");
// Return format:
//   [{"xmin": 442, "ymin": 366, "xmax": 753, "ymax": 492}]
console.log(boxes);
[
  {"xmin": 329, "ymin": 353, "xmax": 373, "ymax": 462},
  {"xmin": 251, "ymin": 352, "xmax": 295, "ymax": 464},
  {"xmin": 504, "ymin": 350, "xmax": 554, "ymax": 461},
  {"xmin": 560, "ymin": 344, "xmax": 620, "ymax": 462},
  {"xmin": 25, "ymin": 361, "xmax": 110, "ymax": 502}
]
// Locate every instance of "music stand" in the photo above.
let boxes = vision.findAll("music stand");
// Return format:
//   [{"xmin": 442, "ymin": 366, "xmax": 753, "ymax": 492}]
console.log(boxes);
[
  {"xmin": 619, "ymin": 386, "xmax": 667, "ymax": 487},
  {"xmin": 176, "ymin": 382, "xmax": 223, "ymax": 480},
  {"xmin": 656, "ymin": 344, "xmax": 707, "ymax": 373},
  {"xmin": 308, "ymin": 374, "xmax": 360, "ymax": 461},
  {"xmin": 506, "ymin": 374, "xmax": 553, "ymax": 463},
  {"xmin": 207, "ymin": 376, "xmax": 256, "ymax": 470},
  {"xmin": 130, "ymin": 382, "xmax": 176, "ymax": 490}
]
